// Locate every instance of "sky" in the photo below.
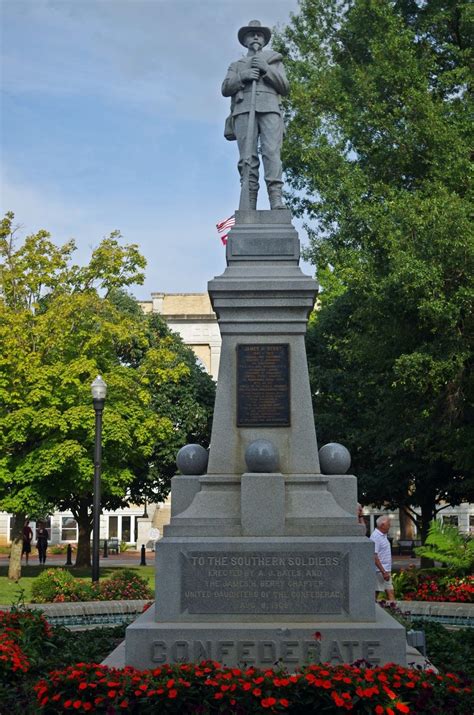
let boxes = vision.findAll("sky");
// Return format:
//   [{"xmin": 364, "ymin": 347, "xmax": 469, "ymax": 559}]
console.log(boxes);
[{"xmin": 1, "ymin": 0, "xmax": 315, "ymax": 301}]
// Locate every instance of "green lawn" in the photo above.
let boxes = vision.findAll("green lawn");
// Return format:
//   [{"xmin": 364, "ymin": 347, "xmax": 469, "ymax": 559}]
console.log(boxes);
[{"xmin": 0, "ymin": 564, "xmax": 155, "ymax": 604}]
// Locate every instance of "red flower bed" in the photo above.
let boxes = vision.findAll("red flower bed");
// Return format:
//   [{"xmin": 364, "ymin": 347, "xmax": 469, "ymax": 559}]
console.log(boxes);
[
  {"xmin": 403, "ymin": 574, "xmax": 474, "ymax": 603},
  {"xmin": 33, "ymin": 660, "xmax": 473, "ymax": 714},
  {"xmin": 0, "ymin": 633, "xmax": 30, "ymax": 675},
  {"xmin": 0, "ymin": 609, "xmax": 53, "ymax": 676},
  {"xmin": 0, "ymin": 609, "xmax": 53, "ymax": 640}
]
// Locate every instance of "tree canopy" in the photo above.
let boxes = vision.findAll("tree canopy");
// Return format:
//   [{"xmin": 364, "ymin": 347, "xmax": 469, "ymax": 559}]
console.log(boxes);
[
  {"xmin": 276, "ymin": 0, "xmax": 473, "ymax": 536},
  {"xmin": 0, "ymin": 213, "xmax": 215, "ymax": 573}
]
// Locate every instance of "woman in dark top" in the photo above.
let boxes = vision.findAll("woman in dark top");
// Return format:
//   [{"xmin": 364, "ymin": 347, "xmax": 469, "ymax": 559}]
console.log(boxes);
[
  {"xmin": 36, "ymin": 524, "xmax": 49, "ymax": 564},
  {"xmin": 22, "ymin": 521, "xmax": 33, "ymax": 565}
]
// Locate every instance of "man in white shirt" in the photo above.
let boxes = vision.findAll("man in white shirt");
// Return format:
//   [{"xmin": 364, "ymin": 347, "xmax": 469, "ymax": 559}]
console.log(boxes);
[{"xmin": 370, "ymin": 515, "xmax": 395, "ymax": 603}]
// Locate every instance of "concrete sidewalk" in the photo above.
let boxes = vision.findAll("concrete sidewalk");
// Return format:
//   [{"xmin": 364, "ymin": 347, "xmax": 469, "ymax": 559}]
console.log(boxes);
[{"xmin": 0, "ymin": 549, "xmax": 154, "ymax": 568}]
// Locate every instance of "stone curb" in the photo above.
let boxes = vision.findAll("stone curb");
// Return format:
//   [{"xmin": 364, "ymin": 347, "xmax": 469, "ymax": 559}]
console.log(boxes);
[
  {"xmin": 1, "ymin": 600, "xmax": 471, "ymax": 620},
  {"xmin": 0, "ymin": 599, "xmax": 152, "ymax": 616},
  {"xmin": 396, "ymin": 600, "xmax": 474, "ymax": 620}
]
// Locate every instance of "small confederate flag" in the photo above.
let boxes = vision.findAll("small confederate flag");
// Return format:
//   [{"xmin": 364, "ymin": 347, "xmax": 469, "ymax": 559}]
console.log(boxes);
[{"xmin": 216, "ymin": 215, "xmax": 235, "ymax": 246}]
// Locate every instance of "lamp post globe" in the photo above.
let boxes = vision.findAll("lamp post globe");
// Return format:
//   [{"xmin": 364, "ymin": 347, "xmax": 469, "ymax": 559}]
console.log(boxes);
[
  {"xmin": 91, "ymin": 375, "xmax": 107, "ymax": 403},
  {"xmin": 91, "ymin": 375, "xmax": 107, "ymax": 583}
]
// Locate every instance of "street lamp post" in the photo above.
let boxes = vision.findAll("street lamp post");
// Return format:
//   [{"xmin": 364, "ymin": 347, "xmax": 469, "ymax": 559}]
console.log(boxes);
[{"xmin": 91, "ymin": 375, "xmax": 107, "ymax": 583}]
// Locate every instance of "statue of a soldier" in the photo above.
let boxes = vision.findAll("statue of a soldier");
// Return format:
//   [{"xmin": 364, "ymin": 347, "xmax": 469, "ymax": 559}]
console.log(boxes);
[{"xmin": 222, "ymin": 20, "xmax": 289, "ymax": 210}]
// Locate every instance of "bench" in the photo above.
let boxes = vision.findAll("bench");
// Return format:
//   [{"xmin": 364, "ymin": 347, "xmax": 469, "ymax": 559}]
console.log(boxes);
[
  {"xmin": 397, "ymin": 539, "xmax": 421, "ymax": 556},
  {"xmin": 91, "ymin": 538, "xmax": 120, "ymax": 555}
]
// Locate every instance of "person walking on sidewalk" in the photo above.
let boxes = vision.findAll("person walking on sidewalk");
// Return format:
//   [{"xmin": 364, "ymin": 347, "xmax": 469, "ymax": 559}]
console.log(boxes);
[
  {"xmin": 36, "ymin": 523, "xmax": 49, "ymax": 565},
  {"xmin": 21, "ymin": 520, "xmax": 33, "ymax": 565},
  {"xmin": 370, "ymin": 515, "xmax": 395, "ymax": 605}
]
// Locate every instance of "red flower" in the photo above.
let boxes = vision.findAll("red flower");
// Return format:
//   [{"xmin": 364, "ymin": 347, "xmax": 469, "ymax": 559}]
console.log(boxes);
[
  {"xmin": 261, "ymin": 697, "xmax": 277, "ymax": 708},
  {"xmin": 279, "ymin": 699, "xmax": 289, "ymax": 707},
  {"xmin": 331, "ymin": 691, "xmax": 345, "ymax": 707},
  {"xmin": 395, "ymin": 703, "xmax": 410, "ymax": 713},
  {"xmin": 168, "ymin": 689, "xmax": 178, "ymax": 698},
  {"xmin": 375, "ymin": 706, "xmax": 384, "ymax": 715}
]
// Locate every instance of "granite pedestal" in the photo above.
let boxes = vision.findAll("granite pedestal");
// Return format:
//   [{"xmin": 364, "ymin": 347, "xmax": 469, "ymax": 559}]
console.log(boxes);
[{"xmin": 125, "ymin": 210, "xmax": 406, "ymax": 668}]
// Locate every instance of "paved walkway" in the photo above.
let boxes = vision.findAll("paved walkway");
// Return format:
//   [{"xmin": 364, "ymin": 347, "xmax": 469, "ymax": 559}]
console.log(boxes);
[{"xmin": 0, "ymin": 549, "xmax": 154, "ymax": 568}]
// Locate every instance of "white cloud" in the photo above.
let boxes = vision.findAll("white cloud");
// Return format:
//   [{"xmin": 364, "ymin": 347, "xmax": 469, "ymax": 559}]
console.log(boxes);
[
  {"xmin": 0, "ymin": 0, "xmax": 314, "ymax": 301},
  {"xmin": 1, "ymin": 0, "xmax": 299, "ymax": 121},
  {"xmin": 0, "ymin": 167, "xmax": 229, "ymax": 298}
]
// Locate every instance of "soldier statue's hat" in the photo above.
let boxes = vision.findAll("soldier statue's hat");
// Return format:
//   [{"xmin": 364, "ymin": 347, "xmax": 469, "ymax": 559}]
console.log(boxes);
[{"xmin": 238, "ymin": 19, "xmax": 271, "ymax": 47}]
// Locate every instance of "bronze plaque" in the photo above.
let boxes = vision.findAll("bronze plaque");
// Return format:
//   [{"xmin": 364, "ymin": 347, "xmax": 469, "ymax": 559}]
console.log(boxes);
[
  {"xmin": 181, "ymin": 551, "xmax": 346, "ymax": 614},
  {"xmin": 237, "ymin": 344, "xmax": 290, "ymax": 427}
]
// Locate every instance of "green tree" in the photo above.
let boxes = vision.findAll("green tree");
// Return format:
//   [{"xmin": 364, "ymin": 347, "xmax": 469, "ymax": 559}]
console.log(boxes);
[
  {"xmin": 0, "ymin": 214, "xmax": 215, "ymax": 577},
  {"xmin": 276, "ymin": 0, "xmax": 473, "ymax": 538}
]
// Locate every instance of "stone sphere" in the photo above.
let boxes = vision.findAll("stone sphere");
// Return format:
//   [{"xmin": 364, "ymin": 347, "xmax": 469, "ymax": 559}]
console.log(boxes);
[
  {"xmin": 245, "ymin": 439, "xmax": 280, "ymax": 473},
  {"xmin": 319, "ymin": 442, "xmax": 351, "ymax": 474},
  {"xmin": 176, "ymin": 444, "xmax": 209, "ymax": 475}
]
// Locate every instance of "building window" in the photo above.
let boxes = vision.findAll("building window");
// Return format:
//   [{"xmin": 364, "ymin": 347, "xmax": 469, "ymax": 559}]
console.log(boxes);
[
  {"xmin": 122, "ymin": 516, "xmax": 131, "ymax": 542},
  {"xmin": 442, "ymin": 515, "xmax": 459, "ymax": 528},
  {"xmin": 108, "ymin": 516, "xmax": 118, "ymax": 539},
  {"xmin": 107, "ymin": 515, "xmax": 136, "ymax": 543},
  {"xmin": 61, "ymin": 516, "xmax": 78, "ymax": 542},
  {"xmin": 470, "ymin": 515, "xmax": 474, "ymax": 533}
]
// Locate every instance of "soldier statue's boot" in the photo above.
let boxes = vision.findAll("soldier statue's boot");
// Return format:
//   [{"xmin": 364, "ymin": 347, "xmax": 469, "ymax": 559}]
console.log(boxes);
[
  {"xmin": 249, "ymin": 190, "xmax": 258, "ymax": 210},
  {"xmin": 268, "ymin": 189, "xmax": 286, "ymax": 210}
]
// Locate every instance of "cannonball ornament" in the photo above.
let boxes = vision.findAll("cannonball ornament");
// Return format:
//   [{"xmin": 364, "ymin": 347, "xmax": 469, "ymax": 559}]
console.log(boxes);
[
  {"xmin": 245, "ymin": 439, "xmax": 280, "ymax": 473},
  {"xmin": 319, "ymin": 442, "xmax": 351, "ymax": 475},
  {"xmin": 176, "ymin": 444, "xmax": 209, "ymax": 475}
]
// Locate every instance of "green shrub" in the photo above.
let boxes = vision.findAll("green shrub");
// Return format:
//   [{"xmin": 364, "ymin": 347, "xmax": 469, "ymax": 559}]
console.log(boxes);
[
  {"xmin": 415, "ymin": 520, "xmax": 474, "ymax": 572},
  {"xmin": 29, "ymin": 568, "xmax": 152, "ymax": 603},
  {"xmin": 30, "ymin": 569, "xmax": 99, "ymax": 603},
  {"xmin": 99, "ymin": 569, "xmax": 153, "ymax": 600},
  {"xmin": 421, "ymin": 621, "xmax": 474, "ymax": 679}
]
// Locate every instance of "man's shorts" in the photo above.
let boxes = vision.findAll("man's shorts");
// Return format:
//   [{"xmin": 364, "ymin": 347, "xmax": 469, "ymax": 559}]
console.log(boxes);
[{"xmin": 375, "ymin": 572, "xmax": 393, "ymax": 591}]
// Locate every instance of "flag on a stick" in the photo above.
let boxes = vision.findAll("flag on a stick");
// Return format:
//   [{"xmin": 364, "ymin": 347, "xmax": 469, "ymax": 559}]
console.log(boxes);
[{"xmin": 216, "ymin": 215, "xmax": 235, "ymax": 246}]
